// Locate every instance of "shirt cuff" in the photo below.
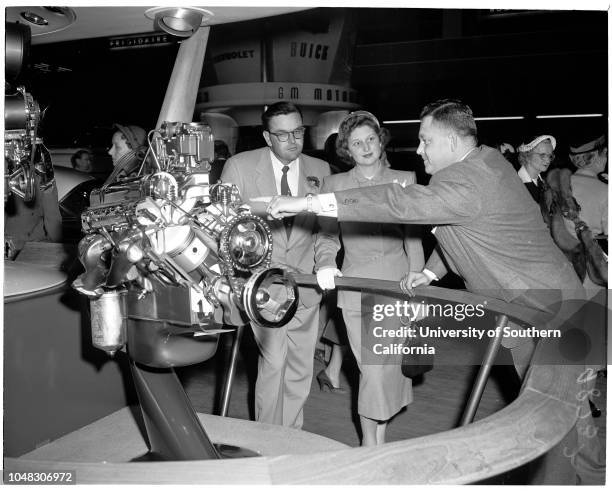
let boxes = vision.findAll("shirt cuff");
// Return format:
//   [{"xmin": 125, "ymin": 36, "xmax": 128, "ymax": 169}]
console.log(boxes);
[
  {"xmin": 316, "ymin": 193, "xmax": 338, "ymax": 217},
  {"xmin": 422, "ymin": 268, "xmax": 439, "ymax": 282}
]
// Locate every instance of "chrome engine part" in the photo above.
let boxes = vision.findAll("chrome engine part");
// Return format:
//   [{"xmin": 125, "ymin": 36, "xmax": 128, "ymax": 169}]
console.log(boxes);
[
  {"xmin": 4, "ymin": 86, "xmax": 45, "ymax": 202},
  {"xmin": 73, "ymin": 121, "xmax": 298, "ymax": 354}
]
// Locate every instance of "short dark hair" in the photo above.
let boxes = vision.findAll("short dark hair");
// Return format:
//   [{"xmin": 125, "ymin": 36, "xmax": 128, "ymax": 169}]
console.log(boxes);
[
  {"xmin": 70, "ymin": 149, "xmax": 90, "ymax": 168},
  {"xmin": 335, "ymin": 112, "xmax": 390, "ymax": 165},
  {"xmin": 420, "ymin": 99, "xmax": 477, "ymax": 141},
  {"xmin": 261, "ymin": 102, "xmax": 303, "ymax": 131}
]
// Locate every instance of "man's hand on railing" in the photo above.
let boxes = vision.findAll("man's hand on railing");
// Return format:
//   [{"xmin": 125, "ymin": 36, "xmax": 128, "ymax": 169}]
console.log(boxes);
[
  {"xmin": 316, "ymin": 267, "xmax": 343, "ymax": 290},
  {"xmin": 400, "ymin": 271, "xmax": 432, "ymax": 296}
]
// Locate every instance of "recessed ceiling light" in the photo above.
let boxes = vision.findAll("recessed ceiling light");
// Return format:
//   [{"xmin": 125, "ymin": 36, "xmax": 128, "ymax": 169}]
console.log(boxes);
[
  {"xmin": 145, "ymin": 7, "xmax": 214, "ymax": 38},
  {"xmin": 9, "ymin": 7, "xmax": 77, "ymax": 37},
  {"xmin": 20, "ymin": 11, "xmax": 49, "ymax": 26}
]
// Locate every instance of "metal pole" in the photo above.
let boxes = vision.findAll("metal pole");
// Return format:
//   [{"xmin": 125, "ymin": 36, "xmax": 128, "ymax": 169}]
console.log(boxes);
[
  {"xmin": 459, "ymin": 314, "xmax": 508, "ymax": 426},
  {"xmin": 156, "ymin": 26, "xmax": 210, "ymax": 127},
  {"xmin": 219, "ymin": 323, "xmax": 245, "ymax": 417}
]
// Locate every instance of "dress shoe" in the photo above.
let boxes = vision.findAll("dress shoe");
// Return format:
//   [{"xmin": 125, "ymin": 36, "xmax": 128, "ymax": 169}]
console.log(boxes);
[{"xmin": 316, "ymin": 369, "xmax": 347, "ymax": 394}]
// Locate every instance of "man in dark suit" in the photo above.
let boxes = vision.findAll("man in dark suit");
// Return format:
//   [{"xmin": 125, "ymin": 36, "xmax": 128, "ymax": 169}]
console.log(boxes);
[
  {"xmin": 221, "ymin": 102, "xmax": 330, "ymax": 429},
  {"xmin": 516, "ymin": 134, "xmax": 556, "ymax": 203},
  {"xmin": 264, "ymin": 99, "xmax": 603, "ymax": 484}
]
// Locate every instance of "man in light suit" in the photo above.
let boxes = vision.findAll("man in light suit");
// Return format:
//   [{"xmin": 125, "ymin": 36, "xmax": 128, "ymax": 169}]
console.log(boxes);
[
  {"xmin": 265, "ymin": 99, "xmax": 603, "ymax": 484},
  {"xmin": 221, "ymin": 101, "xmax": 330, "ymax": 428}
]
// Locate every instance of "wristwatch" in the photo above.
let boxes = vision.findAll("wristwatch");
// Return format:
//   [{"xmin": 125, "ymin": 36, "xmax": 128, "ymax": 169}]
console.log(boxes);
[{"xmin": 305, "ymin": 193, "xmax": 314, "ymax": 213}]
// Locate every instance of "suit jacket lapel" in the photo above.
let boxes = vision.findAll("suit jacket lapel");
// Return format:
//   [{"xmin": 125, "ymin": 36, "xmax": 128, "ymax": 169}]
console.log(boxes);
[
  {"xmin": 297, "ymin": 156, "xmax": 309, "ymax": 197},
  {"xmin": 255, "ymin": 148, "xmax": 286, "ymax": 248},
  {"xmin": 255, "ymin": 149, "xmax": 278, "ymax": 197}
]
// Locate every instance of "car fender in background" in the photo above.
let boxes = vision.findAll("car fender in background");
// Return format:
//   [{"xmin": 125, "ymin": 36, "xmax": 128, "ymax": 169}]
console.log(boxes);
[
  {"xmin": 53, "ymin": 167, "xmax": 104, "ymax": 241},
  {"xmin": 54, "ymin": 166, "xmax": 95, "ymax": 201}
]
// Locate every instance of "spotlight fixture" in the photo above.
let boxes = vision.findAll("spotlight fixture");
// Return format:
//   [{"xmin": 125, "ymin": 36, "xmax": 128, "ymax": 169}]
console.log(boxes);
[
  {"xmin": 145, "ymin": 7, "xmax": 213, "ymax": 38},
  {"xmin": 7, "ymin": 7, "xmax": 76, "ymax": 36},
  {"xmin": 20, "ymin": 11, "xmax": 49, "ymax": 26}
]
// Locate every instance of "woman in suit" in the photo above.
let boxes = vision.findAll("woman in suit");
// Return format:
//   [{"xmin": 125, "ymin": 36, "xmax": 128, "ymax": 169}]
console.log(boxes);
[{"xmin": 314, "ymin": 111, "xmax": 424, "ymax": 445}]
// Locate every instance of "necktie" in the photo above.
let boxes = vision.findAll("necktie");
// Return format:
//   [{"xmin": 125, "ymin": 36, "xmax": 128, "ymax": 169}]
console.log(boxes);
[
  {"xmin": 281, "ymin": 165, "xmax": 294, "ymax": 238},
  {"xmin": 281, "ymin": 165, "xmax": 291, "ymax": 196}
]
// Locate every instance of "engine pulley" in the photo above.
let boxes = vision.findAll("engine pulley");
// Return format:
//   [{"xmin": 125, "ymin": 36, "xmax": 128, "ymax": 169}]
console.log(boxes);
[
  {"xmin": 219, "ymin": 214, "xmax": 272, "ymax": 272},
  {"xmin": 241, "ymin": 267, "xmax": 298, "ymax": 328}
]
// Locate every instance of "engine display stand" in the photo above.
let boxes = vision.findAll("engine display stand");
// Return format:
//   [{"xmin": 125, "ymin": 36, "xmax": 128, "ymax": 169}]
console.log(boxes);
[{"xmin": 129, "ymin": 360, "xmax": 220, "ymax": 460}]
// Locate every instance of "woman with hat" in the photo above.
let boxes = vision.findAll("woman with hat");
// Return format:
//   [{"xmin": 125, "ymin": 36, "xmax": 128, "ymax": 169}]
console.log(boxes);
[
  {"xmin": 314, "ymin": 111, "xmax": 424, "ymax": 446},
  {"xmin": 568, "ymin": 135, "xmax": 608, "ymax": 291},
  {"xmin": 104, "ymin": 124, "xmax": 148, "ymax": 185},
  {"xmin": 516, "ymin": 134, "xmax": 556, "ymax": 203}
]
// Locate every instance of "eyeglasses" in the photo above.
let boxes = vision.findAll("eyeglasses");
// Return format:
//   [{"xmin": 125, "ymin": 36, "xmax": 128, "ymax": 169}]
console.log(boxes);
[
  {"xmin": 531, "ymin": 152, "xmax": 555, "ymax": 161},
  {"xmin": 268, "ymin": 127, "xmax": 305, "ymax": 142}
]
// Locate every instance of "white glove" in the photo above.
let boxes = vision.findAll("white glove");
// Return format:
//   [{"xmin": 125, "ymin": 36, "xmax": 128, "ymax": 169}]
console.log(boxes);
[{"xmin": 316, "ymin": 267, "xmax": 343, "ymax": 290}]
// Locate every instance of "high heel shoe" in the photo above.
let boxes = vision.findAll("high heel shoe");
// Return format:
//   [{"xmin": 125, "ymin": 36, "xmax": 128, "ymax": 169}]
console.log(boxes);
[{"xmin": 316, "ymin": 369, "xmax": 347, "ymax": 394}]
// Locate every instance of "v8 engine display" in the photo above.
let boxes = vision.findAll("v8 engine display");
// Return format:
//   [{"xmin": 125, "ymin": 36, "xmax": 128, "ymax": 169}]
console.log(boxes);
[{"xmin": 73, "ymin": 121, "xmax": 298, "ymax": 357}]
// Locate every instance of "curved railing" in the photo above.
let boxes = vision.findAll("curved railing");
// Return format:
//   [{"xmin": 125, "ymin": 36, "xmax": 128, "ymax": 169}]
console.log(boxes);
[{"xmin": 5, "ymin": 276, "xmax": 583, "ymax": 484}]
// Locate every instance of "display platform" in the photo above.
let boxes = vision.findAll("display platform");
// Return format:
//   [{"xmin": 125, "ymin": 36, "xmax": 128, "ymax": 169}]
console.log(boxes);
[{"xmin": 6, "ymin": 407, "xmax": 348, "ymax": 484}]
